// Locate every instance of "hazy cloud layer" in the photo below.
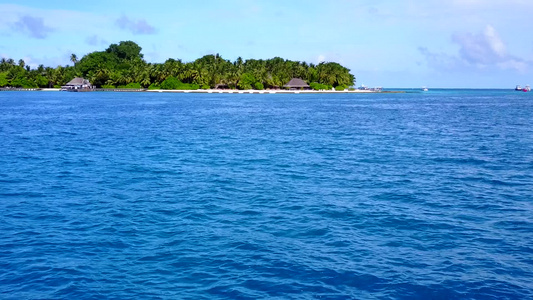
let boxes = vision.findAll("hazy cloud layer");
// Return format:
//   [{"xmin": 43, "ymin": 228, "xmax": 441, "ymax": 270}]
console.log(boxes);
[
  {"xmin": 453, "ymin": 25, "xmax": 506, "ymax": 66},
  {"xmin": 12, "ymin": 15, "xmax": 53, "ymax": 39},
  {"xmin": 115, "ymin": 15, "xmax": 156, "ymax": 35},
  {"xmin": 420, "ymin": 25, "xmax": 529, "ymax": 73},
  {"xmin": 85, "ymin": 35, "xmax": 108, "ymax": 46},
  {"xmin": 418, "ymin": 47, "xmax": 457, "ymax": 70}
]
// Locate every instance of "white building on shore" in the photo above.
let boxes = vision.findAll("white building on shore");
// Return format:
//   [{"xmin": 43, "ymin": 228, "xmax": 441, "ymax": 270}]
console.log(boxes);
[{"xmin": 61, "ymin": 77, "xmax": 93, "ymax": 90}]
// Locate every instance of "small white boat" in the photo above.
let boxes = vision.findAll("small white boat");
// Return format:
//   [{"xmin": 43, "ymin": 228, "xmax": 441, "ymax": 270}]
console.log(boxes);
[
  {"xmin": 422, "ymin": 87, "xmax": 428, "ymax": 92},
  {"xmin": 523, "ymin": 85, "xmax": 531, "ymax": 92},
  {"xmin": 515, "ymin": 85, "xmax": 523, "ymax": 91}
]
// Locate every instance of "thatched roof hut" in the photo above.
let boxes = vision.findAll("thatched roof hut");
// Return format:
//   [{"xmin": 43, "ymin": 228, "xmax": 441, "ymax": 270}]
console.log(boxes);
[
  {"xmin": 283, "ymin": 78, "xmax": 310, "ymax": 89},
  {"xmin": 63, "ymin": 77, "xmax": 92, "ymax": 89}
]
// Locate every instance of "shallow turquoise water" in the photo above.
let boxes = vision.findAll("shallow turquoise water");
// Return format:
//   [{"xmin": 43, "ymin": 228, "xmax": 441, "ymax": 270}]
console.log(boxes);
[{"xmin": 1, "ymin": 90, "xmax": 532, "ymax": 299}]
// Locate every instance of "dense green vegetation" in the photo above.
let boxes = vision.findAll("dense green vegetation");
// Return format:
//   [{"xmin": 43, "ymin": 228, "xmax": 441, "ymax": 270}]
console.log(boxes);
[{"xmin": 0, "ymin": 41, "xmax": 355, "ymax": 90}]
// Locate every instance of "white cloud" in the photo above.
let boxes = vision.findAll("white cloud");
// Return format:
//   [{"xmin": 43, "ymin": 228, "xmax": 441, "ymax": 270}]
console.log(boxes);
[
  {"xmin": 313, "ymin": 52, "xmax": 345, "ymax": 65},
  {"xmin": 0, "ymin": 4, "xmax": 111, "ymax": 36},
  {"xmin": 451, "ymin": 25, "xmax": 508, "ymax": 66},
  {"xmin": 421, "ymin": 25, "xmax": 531, "ymax": 73},
  {"xmin": 497, "ymin": 59, "xmax": 528, "ymax": 73},
  {"xmin": 418, "ymin": 47, "xmax": 461, "ymax": 71},
  {"xmin": 11, "ymin": 15, "xmax": 54, "ymax": 39},
  {"xmin": 85, "ymin": 35, "xmax": 108, "ymax": 46},
  {"xmin": 115, "ymin": 15, "xmax": 156, "ymax": 35},
  {"xmin": 483, "ymin": 25, "xmax": 506, "ymax": 56}
]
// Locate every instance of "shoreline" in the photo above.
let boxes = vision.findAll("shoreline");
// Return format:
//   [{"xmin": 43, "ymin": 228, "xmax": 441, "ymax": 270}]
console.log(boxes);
[{"xmin": 0, "ymin": 88, "xmax": 403, "ymax": 94}]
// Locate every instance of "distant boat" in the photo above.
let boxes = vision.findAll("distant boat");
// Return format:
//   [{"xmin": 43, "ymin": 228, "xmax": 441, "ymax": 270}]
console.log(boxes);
[
  {"xmin": 515, "ymin": 85, "xmax": 523, "ymax": 91},
  {"xmin": 523, "ymin": 85, "xmax": 531, "ymax": 92},
  {"xmin": 422, "ymin": 87, "xmax": 428, "ymax": 92}
]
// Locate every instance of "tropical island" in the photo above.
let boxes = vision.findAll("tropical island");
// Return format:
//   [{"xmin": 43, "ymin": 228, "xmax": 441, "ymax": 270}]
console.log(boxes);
[{"xmin": 0, "ymin": 41, "xmax": 357, "ymax": 92}]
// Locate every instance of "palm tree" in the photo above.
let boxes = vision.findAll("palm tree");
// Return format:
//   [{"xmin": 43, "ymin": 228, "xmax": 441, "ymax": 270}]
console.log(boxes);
[
  {"xmin": 70, "ymin": 54, "xmax": 78, "ymax": 66},
  {"xmin": 140, "ymin": 74, "xmax": 151, "ymax": 88},
  {"xmin": 0, "ymin": 58, "xmax": 9, "ymax": 72},
  {"xmin": 44, "ymin": 67, "xmax": 55, "ymax": 88}
]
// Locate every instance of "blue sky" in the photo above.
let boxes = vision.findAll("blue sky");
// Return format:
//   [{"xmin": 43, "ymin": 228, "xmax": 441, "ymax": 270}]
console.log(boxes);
[{"xmin": 1, "ymin": 0, "xmax": 532, "ymax": 88}]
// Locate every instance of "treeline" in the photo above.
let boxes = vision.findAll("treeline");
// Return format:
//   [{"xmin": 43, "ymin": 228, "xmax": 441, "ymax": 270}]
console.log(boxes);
[{"xmin": 0, "ymin": 41, "xmax": 355, "ymax": 90}]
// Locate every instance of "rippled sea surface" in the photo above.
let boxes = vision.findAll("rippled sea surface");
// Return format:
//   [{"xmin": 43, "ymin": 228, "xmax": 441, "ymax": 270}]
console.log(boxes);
[{"xmin": 1, "ymin": 90, "xmax": 532, "ymax": 299}]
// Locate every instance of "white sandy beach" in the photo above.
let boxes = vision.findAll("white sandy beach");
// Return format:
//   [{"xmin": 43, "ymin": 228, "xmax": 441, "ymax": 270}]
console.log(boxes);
[
  {"xmin": 34, "ymin": 89, "xmax": 379, "ymax": 94},
  {"xmin": 144, "ymin": 89, "xmax": 377, "ymax": 94}
]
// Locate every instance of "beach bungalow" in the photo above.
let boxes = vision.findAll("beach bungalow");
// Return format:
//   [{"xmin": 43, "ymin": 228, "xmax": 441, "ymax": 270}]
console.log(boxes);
[
  {"xmin": 283, "ymin": 78, "xmax": 310, "ymax": 90},
  {"xmin": 61, "ymin": 77, "xmax": 93, "ymax": 91}
]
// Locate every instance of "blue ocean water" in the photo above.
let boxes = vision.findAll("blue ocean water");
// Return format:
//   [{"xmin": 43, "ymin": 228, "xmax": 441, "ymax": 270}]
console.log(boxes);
[{"xmin": 0, "ymin": 90, "xmax": 532, "ymax": 299}]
